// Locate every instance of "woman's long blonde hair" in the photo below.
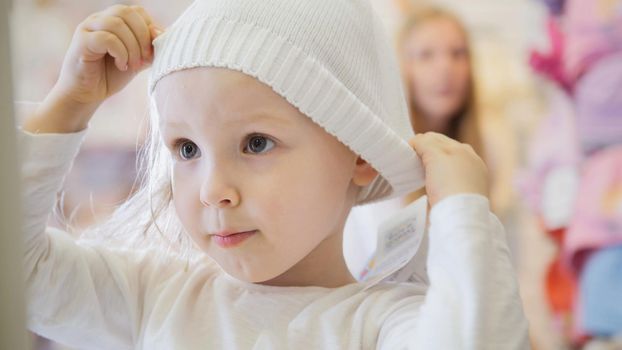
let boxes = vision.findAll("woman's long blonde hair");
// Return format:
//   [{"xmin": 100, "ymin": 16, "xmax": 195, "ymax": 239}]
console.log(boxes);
[{"xmin": 397, "ymin": 7, "xmax": 483, "ymax": 157}]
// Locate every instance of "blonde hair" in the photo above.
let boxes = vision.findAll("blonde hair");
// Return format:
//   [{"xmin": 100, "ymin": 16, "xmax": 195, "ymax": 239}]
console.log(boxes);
[
  {"xmin": 397, "ymin": 7, "xmax": 483, "ymax": 157},
  {"xmin": 74, "ymin": 96, "xmax": 201, "ymax": 265}
]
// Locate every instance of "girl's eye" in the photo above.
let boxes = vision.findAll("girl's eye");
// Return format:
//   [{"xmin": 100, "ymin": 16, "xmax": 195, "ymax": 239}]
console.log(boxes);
[
  {"xmin": 177, "ymin": 140, "xmax": 200, "ymax": 160},
  {"xmin": 244, "ymin": 135, "xmax": 275, "ymax": 154}
]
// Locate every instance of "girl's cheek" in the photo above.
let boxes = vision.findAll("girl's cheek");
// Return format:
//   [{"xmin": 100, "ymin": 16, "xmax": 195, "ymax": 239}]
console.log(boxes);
[{"xmin": 171, "ymin": 169, "xmax": 200, "ymax": 225}]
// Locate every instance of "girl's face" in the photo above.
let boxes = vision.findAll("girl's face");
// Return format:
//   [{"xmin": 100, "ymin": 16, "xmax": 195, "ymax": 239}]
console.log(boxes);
[
  {"xmin": 403, "ymin": 17, "xmax": 471, "ymax": 124},
  {"xmin": 155, "ymin": 67, "xmax": 368, "ymax": 285}
]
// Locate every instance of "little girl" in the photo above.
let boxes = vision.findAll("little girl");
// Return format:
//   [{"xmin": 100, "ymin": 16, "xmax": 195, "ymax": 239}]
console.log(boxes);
[{"xmin": 19, "ymin": 1, "xmax": 528, "ymax": 349}]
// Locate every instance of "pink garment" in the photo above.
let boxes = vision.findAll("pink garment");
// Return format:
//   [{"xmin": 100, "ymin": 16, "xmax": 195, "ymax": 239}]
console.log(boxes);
[
  {"xmin": 564, "ymin": 145, "xmax": 622, "ymax": 273},
  {"xmin": 530, "ymin": 17, "xmax": 572, "ymax": 92},
  {"xmin": 516, "ymin": 88, "xmax": 581, "ymax": 216},
  {"xmin": 564, "ymin": 0, "xmax": 622, "ymax": 82},
  {"xmin": 574, "ymin": 53, "xmax": 622, "ymax": 153}
]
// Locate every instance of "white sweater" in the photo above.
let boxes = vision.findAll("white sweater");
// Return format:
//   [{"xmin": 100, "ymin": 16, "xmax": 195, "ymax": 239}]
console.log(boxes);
[{"xmin": 19, "ymin": 127, "xmax": 529, "ymax": 349}]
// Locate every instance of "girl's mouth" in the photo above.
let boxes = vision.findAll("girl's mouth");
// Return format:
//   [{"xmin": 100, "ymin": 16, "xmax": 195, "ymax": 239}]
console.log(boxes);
[{"xmin": 211, "ymin": 230, "xmax": 257, "ymax": 248}]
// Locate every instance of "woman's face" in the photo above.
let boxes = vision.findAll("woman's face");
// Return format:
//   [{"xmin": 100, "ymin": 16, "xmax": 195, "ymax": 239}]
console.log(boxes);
[{"xmin": 403, "ymin": 17, "xmax": 471, "ymax": 125}]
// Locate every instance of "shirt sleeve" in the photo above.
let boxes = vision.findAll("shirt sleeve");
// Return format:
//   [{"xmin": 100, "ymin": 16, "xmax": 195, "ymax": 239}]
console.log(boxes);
[
  {"xmin": 18, "ymin": 127, "xmax": 144, "ymax": 350},
  {"xmin": 377, "ymin": 194, "xmax": 529, "ymax": 349}
]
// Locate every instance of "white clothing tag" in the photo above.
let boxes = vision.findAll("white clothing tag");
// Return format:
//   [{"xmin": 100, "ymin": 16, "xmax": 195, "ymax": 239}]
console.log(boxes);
[{"xmin": 361, "ymin": 195, "xmax": 429, "ymax": 291}]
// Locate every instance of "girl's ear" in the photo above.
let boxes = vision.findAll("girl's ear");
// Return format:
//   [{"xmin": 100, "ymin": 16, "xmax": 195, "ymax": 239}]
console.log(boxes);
[{"xmin": 352, "ymin": 156, "xmax": 378, "ymax": 187}]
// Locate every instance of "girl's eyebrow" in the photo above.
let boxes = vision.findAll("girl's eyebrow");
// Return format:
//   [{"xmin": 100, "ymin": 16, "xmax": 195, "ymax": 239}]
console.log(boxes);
[
  {"xmin": 225, "ymin": 111, "xmax": 293, "ymax": 127},
  {"xmin": 161, "ymin": 109, "xmax": 293, "ymax": 129},
  {"xmin": 162, "ymin": 119, "xmax": 188, "ymax": 128}
]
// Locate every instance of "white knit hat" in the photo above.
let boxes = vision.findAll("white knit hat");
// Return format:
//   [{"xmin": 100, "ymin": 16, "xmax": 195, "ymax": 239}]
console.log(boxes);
[{"xmin": 149, "ymin": 0, "xmax": 424, "ymax": 204}]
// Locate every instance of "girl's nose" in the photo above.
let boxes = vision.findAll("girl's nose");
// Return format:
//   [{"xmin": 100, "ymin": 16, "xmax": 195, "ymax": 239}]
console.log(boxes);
[{"xmin": 199, "ymin": 169, "xmax": 240, "ymax": 208}]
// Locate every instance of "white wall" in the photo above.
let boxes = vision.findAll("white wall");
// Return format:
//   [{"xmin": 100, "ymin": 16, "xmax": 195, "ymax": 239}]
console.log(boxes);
[{"xmin": 0, "ymin": 0, "xmax": 30, "ymax": 348}]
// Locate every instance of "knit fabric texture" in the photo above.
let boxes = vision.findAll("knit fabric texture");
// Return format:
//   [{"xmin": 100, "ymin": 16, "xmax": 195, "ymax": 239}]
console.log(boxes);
[{"xmin": 149, "ymin": 0, "xmax": 425, "ymax": 204}]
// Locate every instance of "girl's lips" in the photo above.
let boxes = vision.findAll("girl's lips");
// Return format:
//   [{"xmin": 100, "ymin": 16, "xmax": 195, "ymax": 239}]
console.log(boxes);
[{"xmin": 211, "ymin": 230, "xmax": 257, "ymax": 248}]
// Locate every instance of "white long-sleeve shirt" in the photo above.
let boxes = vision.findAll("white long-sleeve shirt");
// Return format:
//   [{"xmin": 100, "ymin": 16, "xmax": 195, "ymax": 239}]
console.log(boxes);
[{"xmin": 18, "ymin": 127, "xmax": 529, "ymax": 349}]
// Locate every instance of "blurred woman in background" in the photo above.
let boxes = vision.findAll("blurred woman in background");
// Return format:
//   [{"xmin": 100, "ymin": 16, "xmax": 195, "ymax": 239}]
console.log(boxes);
[
  {"xmin": 344, "ymin": 7, "xmax": 492, "ymax": 280},
  {"xmin": 397, "ymin": 7, "xmax": 485, "ymax": 203}
]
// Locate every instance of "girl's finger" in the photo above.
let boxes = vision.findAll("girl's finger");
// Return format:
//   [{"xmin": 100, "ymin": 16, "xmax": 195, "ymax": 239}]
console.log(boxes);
[
  {"xmin": 409, "ymin": 132, "xmax": 446, "ymax": 156},
  {"xmin": 130, "ymin": 5, "xmax": 155, "ymax": 28},
  {"xmin": 84, "ymin": 14, "xmax": 142, "ymax": 70},
  {"xmin": 106, "ymin": 5, "xmax": 152, "ymax": 61},
  {"xmin": 131, "ymin": 6, "xmax": 163, "ymax": 50},
  {"xmin": 411, "ymin": 132, "xmax": 467, "ymax": 157},
  {"xmin": 83, "ymin": 30, "xmax": 129, "ymax": 71}
]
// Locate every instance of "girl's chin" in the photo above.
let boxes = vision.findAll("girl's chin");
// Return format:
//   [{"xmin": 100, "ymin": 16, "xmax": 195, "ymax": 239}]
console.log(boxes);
[
  {"xmin": 212, "ymin": 256, "xmax": 289, "ymax": 284},
  {"xmin": 223, "ymin": 268, "xmax": 286, "ymax": 285}
]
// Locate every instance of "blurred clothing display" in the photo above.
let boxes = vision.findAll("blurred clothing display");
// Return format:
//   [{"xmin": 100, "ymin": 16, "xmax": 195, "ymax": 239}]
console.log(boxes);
[
  {"xmin": 574, "ymin": 53, "xmax": 622, "ymax": 153},
  {"xmin": 540, "ymin": 0, "xmax": 567, "ymax": 15},
  {"xmin": 565, "ymin": 0, "xmax": 622, "ymax": 82},
  {"xmin": 521, "ymin": 0, "xmax": 622, "ymax": 347},
  {"xmin": 579, "ymin": 245, "xmax": 622, "ymax": 337},
  {"xmin": 564, "ymin": 146, "xmax": 622, "ymax": 272},
  {"xmin": 529, "ymin": 17, "xmax": 571, "ymax": 92},
  {"xmin": 516, "ymin": 88, "xmax": 580, "ymax": 229}
]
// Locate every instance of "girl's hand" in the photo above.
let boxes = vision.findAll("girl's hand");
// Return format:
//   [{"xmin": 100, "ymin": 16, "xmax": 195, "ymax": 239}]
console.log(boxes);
[
  {"xmin": 27, "ymin": 5, "xmax": 162, "ymax": 133},
  {"xmin": 57, "ymin": 5, "xmax": 160, "ymax": 103},
  {"xmin": 409, "ymin": 132, "xmax": 489, "ymax": 207}
]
